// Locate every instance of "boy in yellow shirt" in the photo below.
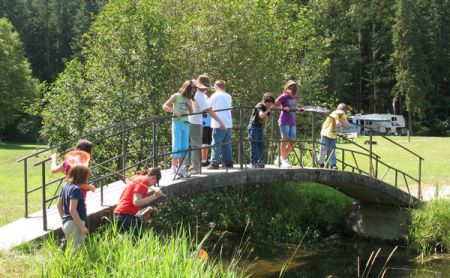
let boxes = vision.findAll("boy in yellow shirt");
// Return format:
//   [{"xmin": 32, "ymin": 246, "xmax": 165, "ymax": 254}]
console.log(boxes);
[{"xmin": 318, "ymin": 103, "xmax": 349, "ymax": 169}]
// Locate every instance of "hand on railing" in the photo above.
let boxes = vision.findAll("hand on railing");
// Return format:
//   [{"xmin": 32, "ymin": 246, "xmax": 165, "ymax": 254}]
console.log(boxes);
[{"xmin": 150, "ymin": 186, "xmax": 166, "ymax": 197}]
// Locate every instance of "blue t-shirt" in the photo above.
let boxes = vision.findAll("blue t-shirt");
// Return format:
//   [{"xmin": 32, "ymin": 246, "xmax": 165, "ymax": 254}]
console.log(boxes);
[{"xmin": 60, "ymin": 183, "xmax": 87, "ymax": 224}]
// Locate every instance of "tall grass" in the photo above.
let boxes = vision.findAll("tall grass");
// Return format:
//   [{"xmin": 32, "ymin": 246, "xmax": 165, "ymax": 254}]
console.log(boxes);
[
  {"xmin": 40, "ymin": 225, "xmax": 244, "ymax": 277},
  {"xmin": 408, "ymin": 199, "xmax": 450, "ymax": 255}
]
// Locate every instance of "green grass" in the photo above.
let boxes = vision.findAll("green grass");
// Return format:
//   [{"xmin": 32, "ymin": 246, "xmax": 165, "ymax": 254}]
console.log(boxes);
[
  {"xmin": 339, "ymin": 136, "xmax": 450, "ymax": 196},
  {"xmin": 0, "ymin": 142, "xmax": 50, "ymax": 226},
  {"xmin": 0, "ymin": 226, "xmax": 243, "ymax": 277}
]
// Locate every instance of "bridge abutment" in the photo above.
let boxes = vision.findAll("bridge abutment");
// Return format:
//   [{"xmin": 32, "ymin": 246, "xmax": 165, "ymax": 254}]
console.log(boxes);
[{"xmin": 346, "ymin": 202, "xmax": 411, "ymax": 241}]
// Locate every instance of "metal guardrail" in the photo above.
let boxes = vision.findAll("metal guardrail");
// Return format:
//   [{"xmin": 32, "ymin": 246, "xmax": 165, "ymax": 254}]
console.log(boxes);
[{"xmin": 17, "ymin": 107, "xmax": 423, "ymax": 230}]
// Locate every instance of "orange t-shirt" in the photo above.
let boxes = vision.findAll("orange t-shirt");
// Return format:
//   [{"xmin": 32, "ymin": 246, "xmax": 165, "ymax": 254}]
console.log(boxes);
[{"xmin": 113, "ymin": 175, "xmax": 149, "ymax": 216}]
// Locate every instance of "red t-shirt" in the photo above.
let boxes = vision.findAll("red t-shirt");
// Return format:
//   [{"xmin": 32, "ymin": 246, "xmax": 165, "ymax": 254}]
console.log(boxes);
[{"xmin": 113, "ymin": 175, "xmax": 149, "ymax": 216}]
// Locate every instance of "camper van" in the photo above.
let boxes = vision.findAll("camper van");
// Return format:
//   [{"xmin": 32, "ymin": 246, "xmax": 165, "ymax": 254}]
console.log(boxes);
[{"xmin": 348, "ymin": 114, "xmax": 407, "ymax": 136}]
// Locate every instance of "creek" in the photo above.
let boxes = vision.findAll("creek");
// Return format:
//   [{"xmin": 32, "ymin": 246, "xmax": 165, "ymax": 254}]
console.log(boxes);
[{"xmin": 211, "ymin": 235, "xmax": 450, "ymax": 277}]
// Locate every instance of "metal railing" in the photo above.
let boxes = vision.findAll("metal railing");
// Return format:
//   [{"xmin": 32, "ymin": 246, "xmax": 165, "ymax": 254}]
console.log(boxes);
[{"xmin": 17, "ymin": 107, "xmax": 423, "ymax": 230}]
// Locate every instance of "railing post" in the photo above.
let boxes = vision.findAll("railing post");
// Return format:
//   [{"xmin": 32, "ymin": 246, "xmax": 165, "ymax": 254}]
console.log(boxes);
[
  {"xmin": 418, "ymin": 158, "xmax": 422, "ymax": 200},
  {"xmin": 341, "ymin": 149, "xmax": 345, "ymax": 170},
  {"xmin": 152, "ymin": 120, "xmax": 157, "ymax": 167},
  {"xmin": 100, "ymin": 179, "xmax": 104, "ymax": 206},
  {"xmin": 24, "ymin": 159, "xmax": 28, "ymax": 218},
  {"xmin": 375, "ymin": 156, "xmax": 379, "ymax": 178},
  {"xmin": 41, "ymin": 163, "xmax": 47, "ymax": 231},
  {"xmin": 238, "ymin": 107, "xmax": 244, "ymax": 169},
  {"xmin": 311, "ymin": 112, "xmax": 316, "ymax": 167},
  {"xmin": 120, "ymin": 121, "xmax": 127, "ymax": 179},
  {"xmin": 369, "ymin": 129, "xmax": 373, "ymax": 176}
]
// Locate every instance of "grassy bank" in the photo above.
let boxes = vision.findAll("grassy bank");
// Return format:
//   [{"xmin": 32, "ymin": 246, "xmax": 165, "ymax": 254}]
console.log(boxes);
[
  {"xmin": 408, "ymin": 199, "xmax": 450, "ymax": 255},
  {"xmin": 0, "ymin": 227, "xmax": 242, "ymax": 277}
]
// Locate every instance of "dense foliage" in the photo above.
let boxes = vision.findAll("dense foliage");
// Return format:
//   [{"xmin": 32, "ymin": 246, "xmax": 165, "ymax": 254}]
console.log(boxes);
[
  {"xmin": 152, "ymin": 182, "xmax": 354, "ymax": 243},
  {"xmin": 0, "ymin": 18, "xmax": 39, "ymax": 137},
  {"xmin": 1, "ymin": 0, "xmax": 449, "ymax": 141},
  {"xmin": 408, "ymin": 199, "xmax": 450, "ymax": 255}
]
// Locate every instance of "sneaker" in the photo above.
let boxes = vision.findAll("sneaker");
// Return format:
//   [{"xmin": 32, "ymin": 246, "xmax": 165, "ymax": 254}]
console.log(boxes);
[
  {"xmin": 331, "ymin": 165, "xmax": 338, "ymax": 170},
  {"xmin": 257, "ymin": 163, "xmax": 265, "ymax": 168},
  {"xmin": 318, "ymin": 163, "xmax": 325, "ymax": 168},
  {"xmin": 190, "ymin": 168, "xmax": 201, "ymax": 175},
  {"xmin": 207, "ymin": 163, "xmax": 219, "ymax": 170},
  {"xmin": 281, "ymin": 159, "xmax": 292, "ymax": 169},
  {"xmin": 251, "ymin": 163, "xmax": 258, "ymax": 168},
  {"xmin": 274, "ymin": 157, "xmax": 280, "ymax": 166},
  {"xmin": 201, "ymin": 160, "xmax": 210, "ymax": 167},
  {"xmin": 177, "ymin": 166, "xmax": 191, "ymax": 178}
]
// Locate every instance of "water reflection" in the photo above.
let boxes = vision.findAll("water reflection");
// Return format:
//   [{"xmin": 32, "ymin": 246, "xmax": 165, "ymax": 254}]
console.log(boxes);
[{"xmin": 210, "ymin": 235, "xmax": 450, "ymax": 278}]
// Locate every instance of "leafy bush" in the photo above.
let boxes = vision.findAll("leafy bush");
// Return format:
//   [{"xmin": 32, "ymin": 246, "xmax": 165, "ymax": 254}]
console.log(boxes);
[
  {"xmin": 408, "ymin": 199, "xmax": 450, "ymax": 255},
  {"xmin": 152, "ymin": 182, "xmax": 353, "ymax": 243}
]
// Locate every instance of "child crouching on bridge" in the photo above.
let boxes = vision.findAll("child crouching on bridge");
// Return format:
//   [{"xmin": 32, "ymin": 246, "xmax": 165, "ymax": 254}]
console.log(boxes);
[
  {"xmin": 51, "ymin": 139, "xmax": 96, "ymax": 199},
  {"xmin": 318, "ymin": 103, "xmax": 349, "ymax": 169},
  {"xmin": 248, "ymin": 93, "xmax": 275, "ymax": 168},
  {"xmin": 113, "ymin": 168, "xmax": 165, "ymax": 238},
  {"xmin": 57, "ymin": 165, "xmax": 91, "ymax": 248}
]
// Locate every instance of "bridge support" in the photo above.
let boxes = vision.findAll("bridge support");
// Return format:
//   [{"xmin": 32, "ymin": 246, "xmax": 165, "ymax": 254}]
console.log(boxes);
[{"xmin": 347, "ymin": 202, "xmax": 411, "ymax": 241}]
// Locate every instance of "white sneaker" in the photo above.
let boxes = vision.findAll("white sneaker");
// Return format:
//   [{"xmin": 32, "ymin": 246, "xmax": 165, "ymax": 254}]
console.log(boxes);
[
  {"xmin": 177, "ymin": 166, "xmax": 190, "ymax": 178},
  {"xmin": 281, "ymin": 159, "xmax": 292, "ymax": 169}
]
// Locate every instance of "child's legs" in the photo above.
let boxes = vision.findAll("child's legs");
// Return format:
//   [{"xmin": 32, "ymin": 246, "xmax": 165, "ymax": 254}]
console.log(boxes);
[
  {"xmin": 187, "ymin": 124, "xmax": 202, "ymax": 170},
  {"xmin": 327, "ymin": 138, "xmax": 337, "ymax": 165},
  {"xmin": 248, "ymin": 125, "xmax": 258, "ymax": 164},
  {"xmin": 62, "ymin": 220, "xmax": 86, "ymax": 248},
  {"xmin": 171, "ymin": 121, "xmax": 189, "ymax": 166},
  {"xmin": 222, "ymin": 128, "xmax": 233, "ymax": 166},
  {"xmin": 318, "ymin": 136, "xmax": 328, "ymax": 164},
  {"xmin": 210, "ymin": 128, "xmax": 225, "ymax": 165},
  {"xmin": 202, "ymin": 126, "xmax": 212, "ymax": 161},
  {"xmin": 285, "ymin": 126, "xmax": 297, "ymax": 156},
  {"xmin": 254, "ymin": 127, "xmax": 265, "ymax": 163}
]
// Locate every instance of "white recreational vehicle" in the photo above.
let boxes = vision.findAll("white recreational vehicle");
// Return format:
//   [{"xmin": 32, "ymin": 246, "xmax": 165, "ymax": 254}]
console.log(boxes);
[{"xmin": 348, "ymin": 114, "xmax": 407, "ymax": 136}]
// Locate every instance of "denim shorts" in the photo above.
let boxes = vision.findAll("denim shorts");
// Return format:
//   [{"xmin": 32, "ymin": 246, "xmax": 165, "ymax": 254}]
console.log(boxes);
[{"xmin": 279, "ymin": 124, "xmax": 297, "ymax": 140}]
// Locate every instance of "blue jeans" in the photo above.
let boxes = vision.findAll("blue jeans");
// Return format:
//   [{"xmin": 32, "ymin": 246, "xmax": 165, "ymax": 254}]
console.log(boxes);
[
  {"xmin": 248, "ymin": 124, "xmax": 264, "ymax": 165},
  {"xmin": 210, "ymin": 128, "xmax": 233, "ymax": 166},
  {"xmin": 318, "ymin": 136, "xmax": 337, "ymax": 166},
  {"xmin": 113, "ymin": 213, "xmax": 143, "ymax": 238}
]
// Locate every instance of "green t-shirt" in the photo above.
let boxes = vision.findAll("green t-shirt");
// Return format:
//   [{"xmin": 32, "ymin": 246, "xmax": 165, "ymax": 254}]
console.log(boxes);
[{"xmin": 173, "ymin": 93, "xmax": 190, "ymax": 122}]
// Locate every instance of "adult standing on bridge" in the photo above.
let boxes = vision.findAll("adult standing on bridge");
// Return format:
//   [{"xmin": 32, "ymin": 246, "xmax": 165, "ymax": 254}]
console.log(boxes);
[
  {"xmin": 184, "ymin": 75, "xmax": 225, "ymax": 175},
  {"xmin": 274, "ymin": 80, "xmax": 302, "ymax": 168},
  {"xmin": 207, "ymin": 80, "xmax": 233, "ymax": 169},
  {"xmin": 113, "ymin": 168, "xmax": 165, "ymax": 237},
  {"xmin": 318, "ymin": 103, "xmax": 349, "ymax": 170}
]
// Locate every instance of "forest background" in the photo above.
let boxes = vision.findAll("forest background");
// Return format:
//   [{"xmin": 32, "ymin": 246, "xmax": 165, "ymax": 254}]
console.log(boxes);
[{"xmin": 1, "ymin": 0, "xmax": 449, "ymax": 145}]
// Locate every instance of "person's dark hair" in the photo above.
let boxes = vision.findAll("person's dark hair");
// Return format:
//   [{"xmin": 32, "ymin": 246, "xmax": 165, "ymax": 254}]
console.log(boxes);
[
  {"xmin": 214, "ymin": 80, "xmax": 226, "ymax": 90},
  {"xmin": 262, "ymin": 92, "xmax": 275, "ymax": 103},
  {"xmin": 67, "ymin": 165, "xmax": 91, "ymax": 185},
  {"xmin": 283, "ymin": 80, "xmax": 298, "ymax": 94},
  {"xmin": 75, "ymin": 139, "xmax": 94, "ymax": 154},
  {"xmin": 179, "ymin": 80, "xmax": 197, "ymax": 99},
  {"xmin": 136, "ymin": 167, "xmax": 161, "ymax": 183}
]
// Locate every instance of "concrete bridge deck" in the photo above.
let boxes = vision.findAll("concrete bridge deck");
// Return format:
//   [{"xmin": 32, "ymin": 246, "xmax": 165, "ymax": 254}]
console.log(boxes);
[{"xmin": 0, "ymin": 165, "xmax": 418, "ymax": 250}]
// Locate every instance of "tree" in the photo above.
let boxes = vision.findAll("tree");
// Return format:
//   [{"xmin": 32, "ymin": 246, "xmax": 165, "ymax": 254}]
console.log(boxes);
[
  {"xmin": 0, "ymin": 18, "xmax": 38, "ymax": 131},
  {"xmin": 392, "ymin": 0, "xmax": 432, "ymax": 135}
]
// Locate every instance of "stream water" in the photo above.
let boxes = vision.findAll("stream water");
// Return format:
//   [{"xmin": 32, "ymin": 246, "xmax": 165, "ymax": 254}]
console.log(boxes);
[{"xmin": 212, "ymin": 235, "xmax": 450, "ymax": 277}]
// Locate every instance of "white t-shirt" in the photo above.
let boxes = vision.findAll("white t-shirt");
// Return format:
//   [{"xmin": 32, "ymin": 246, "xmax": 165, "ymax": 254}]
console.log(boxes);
[
  {"xmin": 188, "ymin": 90, "xmax": 209, "ymax": 125},
  {"xmin": 208, "ymin": 91, "xmax": 233, "ymax": 128}
]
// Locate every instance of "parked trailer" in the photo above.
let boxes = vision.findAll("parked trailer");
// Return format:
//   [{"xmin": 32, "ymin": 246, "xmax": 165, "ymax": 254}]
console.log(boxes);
[{"xmin": 348, "ymin": 114, "xmax": 407, "ymax": 136}]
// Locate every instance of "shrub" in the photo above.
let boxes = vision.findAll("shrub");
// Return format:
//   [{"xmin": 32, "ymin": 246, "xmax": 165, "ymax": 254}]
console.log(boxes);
[{"xmin": 408, "ymin": 199, "xmax": 450, "ymax": 255}]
